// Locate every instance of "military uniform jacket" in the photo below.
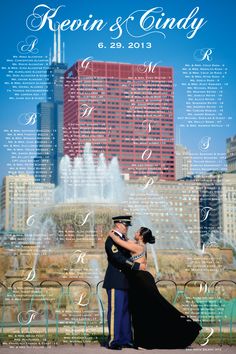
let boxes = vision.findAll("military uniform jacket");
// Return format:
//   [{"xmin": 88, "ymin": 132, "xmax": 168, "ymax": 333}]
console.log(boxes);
[{"xmin": 103, "ymin": 236, "xmax": 140, "ymax": 290}]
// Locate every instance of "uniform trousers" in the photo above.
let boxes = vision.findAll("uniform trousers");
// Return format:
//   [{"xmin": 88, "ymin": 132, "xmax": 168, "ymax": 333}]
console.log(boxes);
[{"xmin": 106, "ymin": 288, "xmax": 132, "ymax": 347}]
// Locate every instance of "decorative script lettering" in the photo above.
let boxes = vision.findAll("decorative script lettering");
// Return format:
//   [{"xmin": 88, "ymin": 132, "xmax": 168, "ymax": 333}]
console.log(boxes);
[{"xmin": 26, "ymin": 4, "xmax": 207, "ymax": 40}]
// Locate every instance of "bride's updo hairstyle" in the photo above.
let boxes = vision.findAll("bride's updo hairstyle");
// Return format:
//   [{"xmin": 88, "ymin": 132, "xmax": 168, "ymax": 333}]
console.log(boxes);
[{"xmin": 140, "ymin": 227, "xmax": 155, "ymax": 244}]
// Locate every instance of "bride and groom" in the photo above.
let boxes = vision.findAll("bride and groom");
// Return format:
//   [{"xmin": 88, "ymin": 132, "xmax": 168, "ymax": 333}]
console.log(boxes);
[{"xmin": 103, "ymin": 215, "xmax": 202, "ymax": 350}]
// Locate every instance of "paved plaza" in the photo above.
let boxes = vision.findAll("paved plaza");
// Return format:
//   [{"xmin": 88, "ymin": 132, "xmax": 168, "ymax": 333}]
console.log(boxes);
[{"xmin": 0, "ymin": 344, "xmax": 235, "ymax": 354}]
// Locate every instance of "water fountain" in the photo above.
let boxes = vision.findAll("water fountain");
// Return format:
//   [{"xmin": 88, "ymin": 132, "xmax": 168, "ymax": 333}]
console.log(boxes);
[
  {"xmin": 11, "ymin": 142, "xmax": 235, "ymax": 283},
  {"xmin": 55, "ymin": 142, "xmax": 125, "ymax": 203}
]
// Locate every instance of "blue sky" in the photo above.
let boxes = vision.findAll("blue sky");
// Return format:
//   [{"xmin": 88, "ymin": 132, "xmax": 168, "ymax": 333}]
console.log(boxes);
[{"xmin": 0, "ymin": 0, "xmax": 235, "ymax": 180}]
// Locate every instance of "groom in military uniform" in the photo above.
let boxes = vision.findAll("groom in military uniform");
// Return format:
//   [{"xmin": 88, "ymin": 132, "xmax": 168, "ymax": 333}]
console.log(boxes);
[{"xmin": 103, "ymin": 215, "xmax": 144, "ymax": 350}]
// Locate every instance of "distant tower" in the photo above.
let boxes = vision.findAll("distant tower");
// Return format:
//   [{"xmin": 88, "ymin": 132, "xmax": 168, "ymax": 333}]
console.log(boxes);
[
  {"xmin": 226, "ymin": 135, "xmax": 236, "ymax": 173},
  {"xmin": 34, "ymin": 28, "xmax": 67, "ymax": 185},
  {"xmin": 175, "ymin": 144, "xmax": 192, "ymax": 180}
]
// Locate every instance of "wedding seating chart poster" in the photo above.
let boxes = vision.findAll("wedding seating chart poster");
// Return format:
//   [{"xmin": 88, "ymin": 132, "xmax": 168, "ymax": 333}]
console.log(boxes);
[{"xmin": 0, "ymin": 0, "xmax": 235, "ymax": 349}]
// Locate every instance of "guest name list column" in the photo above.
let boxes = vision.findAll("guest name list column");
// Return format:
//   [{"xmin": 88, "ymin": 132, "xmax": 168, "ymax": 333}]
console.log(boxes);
[{"xmin": 179, "ymin": 63, "xmax": 230, "ymax": 128}]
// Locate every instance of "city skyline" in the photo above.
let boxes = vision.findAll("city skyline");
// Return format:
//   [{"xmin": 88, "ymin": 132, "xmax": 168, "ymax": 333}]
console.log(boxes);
[{"xmin": 0, "ymin": 0, "xmax": 235, "ymax": 182}]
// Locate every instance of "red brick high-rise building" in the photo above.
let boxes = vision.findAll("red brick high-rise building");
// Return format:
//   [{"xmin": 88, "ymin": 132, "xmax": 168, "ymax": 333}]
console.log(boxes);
[{"xmin": 64, "ymin": 61, "xmax": 175, "ymax": 179}]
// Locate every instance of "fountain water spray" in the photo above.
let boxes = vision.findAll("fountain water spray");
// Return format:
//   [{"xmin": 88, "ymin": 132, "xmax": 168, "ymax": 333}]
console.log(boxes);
[{"xmin": 55, "ymin": 142, "xmax": 125, "ymax": 203}]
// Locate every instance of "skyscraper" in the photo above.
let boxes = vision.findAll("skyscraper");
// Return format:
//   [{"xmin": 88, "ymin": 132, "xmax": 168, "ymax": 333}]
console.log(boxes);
[
  {"xmin": 175, "ymin": 144, "xmax": 192, "ymax": 180},
  {"xmin": 64, "ymin": 61, "xmax": 175, "ymax": 180},
  {"xmin": 226, "ymin": 135, "xmax": 236, "ymax": 173},
  {"xmin": 196, "ymin": 172, "xmax": 236, "ymax": 245},
  {"xmin": 34, "ymin": 29, "xmax": 67, "ymax": 185}
]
